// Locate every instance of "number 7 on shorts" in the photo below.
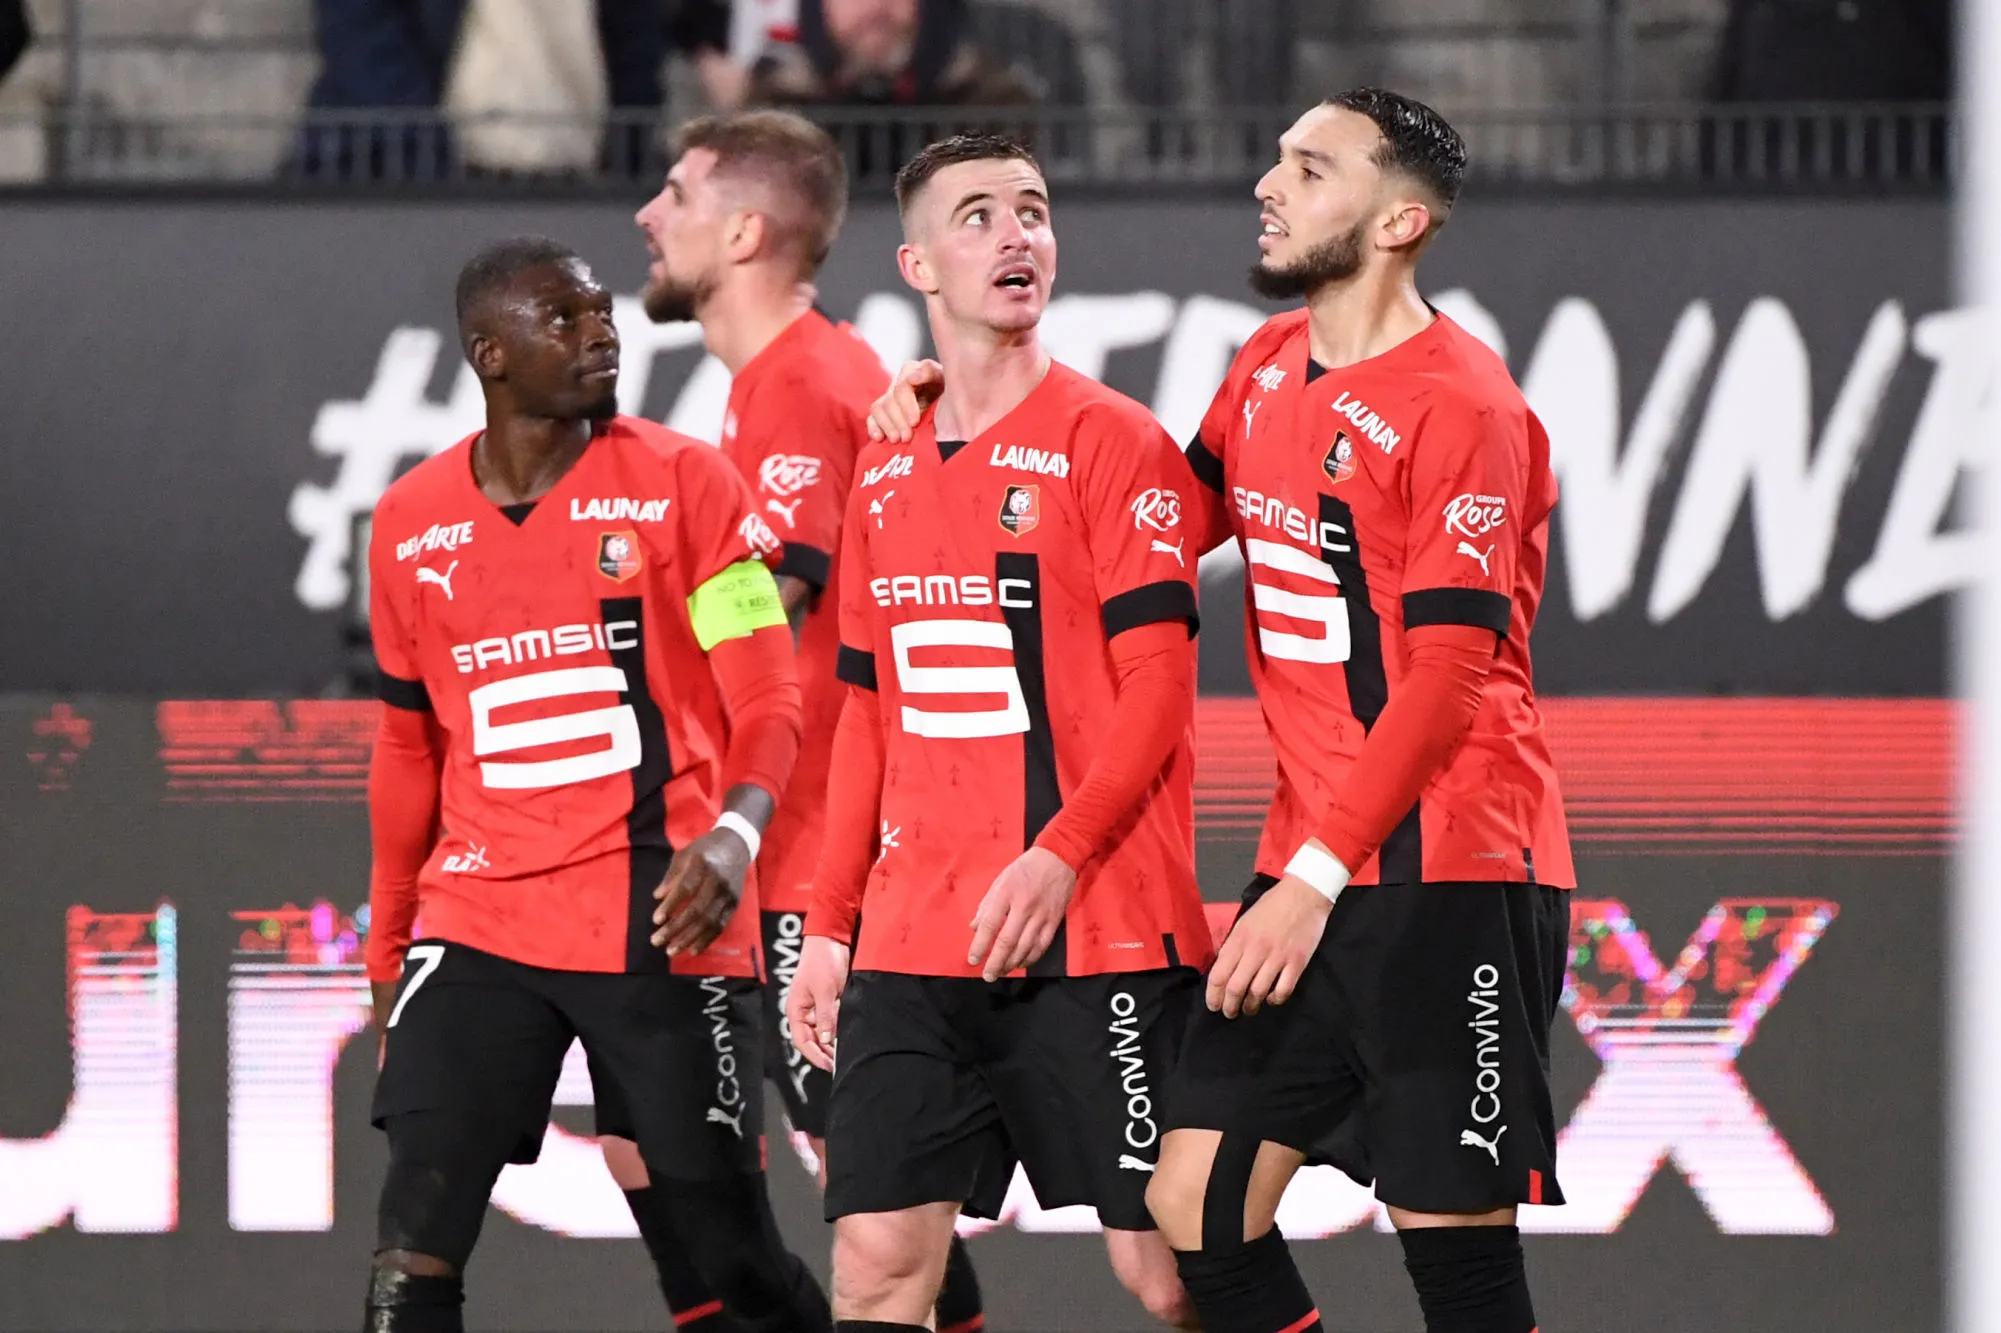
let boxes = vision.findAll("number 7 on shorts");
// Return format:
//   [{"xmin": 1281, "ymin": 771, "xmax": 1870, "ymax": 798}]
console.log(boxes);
[{"xmin": 387, "ymin": 944, "xmax": 447, "ymax": 1028}]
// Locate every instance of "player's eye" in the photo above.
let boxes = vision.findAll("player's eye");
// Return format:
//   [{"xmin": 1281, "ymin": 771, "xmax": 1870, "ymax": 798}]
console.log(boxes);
[
  {"xmin": 1019, "ymin": 206, "xmax": 1044, "ymax": 224},
  {"xmin": 965, "ymin": 208, "xmax": 987, "ymax": 226}
]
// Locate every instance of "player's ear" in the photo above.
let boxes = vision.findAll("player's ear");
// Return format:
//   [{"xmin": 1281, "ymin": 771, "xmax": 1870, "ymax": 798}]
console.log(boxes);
[
  {"xmin": 1381, "ymin": 198, "xmax": 1432, "ymax": 252},
  {"xmin": 725, "ymin": 209, "xmax": 765, "ymax": 265},
  {"xmin": 896, "ymin": 242, "xmax": 937, "ymax": 296},
  {"xmin": 467, "ymin": 331, "xmax": 505, "ymax": 381}
]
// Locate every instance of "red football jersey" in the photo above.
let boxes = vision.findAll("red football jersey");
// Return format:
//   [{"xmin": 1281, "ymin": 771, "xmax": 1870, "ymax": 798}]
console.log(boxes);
[
  {"xmin": 836, "ymin": 363, "xmax": 1214, "ymax": 978},
  {"xmin": 720, "ymin": 310, "xmax": 886, "ymax": 913},
  {"xmin": 1189, "ymin": 311, "xmax": 1575, "ymax": 888},
  {"xmin": 368, "ymin": 417, "xmax": 785, "ymax": 976}
]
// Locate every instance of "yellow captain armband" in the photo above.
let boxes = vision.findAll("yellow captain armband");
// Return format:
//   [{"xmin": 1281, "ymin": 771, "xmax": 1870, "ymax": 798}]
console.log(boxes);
[{"xmin": 688, "ymin": 559, "xmax": 788, "ymax": 650}]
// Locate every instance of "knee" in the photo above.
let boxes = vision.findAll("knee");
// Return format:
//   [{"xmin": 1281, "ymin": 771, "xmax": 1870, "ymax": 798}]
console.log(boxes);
[
  {"xmin": 1145, "ymin": 1162, "xmax": 1207, "ymax": 1252},
  {"xmin": 599, "ymin": 1134, "xmax": 650, "ymax": 1191},
  {"xmin": 832, "ymin": 1215, "xmax": 936, "ymax": 1315}
]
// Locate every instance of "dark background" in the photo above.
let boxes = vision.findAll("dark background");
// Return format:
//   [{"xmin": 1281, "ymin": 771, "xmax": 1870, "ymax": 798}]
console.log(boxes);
[
  {"xmin": 0, "ymin": 195, "xmax": 1957, "ymax": 697},
  {"xmin": 0, "ymin": 699, "xmax": 1940, "ymax": 1332}
]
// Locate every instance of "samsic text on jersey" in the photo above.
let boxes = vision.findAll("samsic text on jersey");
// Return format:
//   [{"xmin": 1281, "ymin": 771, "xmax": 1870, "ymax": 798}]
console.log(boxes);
[
  {"xmin": 1188, "ymin": 310, "xmax": 1575, "ymax": 889},
  {"xmin": 720, "ymin": 310, "xmax": 887, "ymax": 913},
  {"xmin": 836, "ymin": 363, "xmax": 1214, "ymax": 978},
  {"xmin": 369, "ymin": 417, "xmax": 785, "ymax": 976}
]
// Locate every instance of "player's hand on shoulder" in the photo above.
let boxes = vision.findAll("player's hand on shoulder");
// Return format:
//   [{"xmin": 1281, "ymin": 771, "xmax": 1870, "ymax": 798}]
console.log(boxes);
[
  {"xmin": 651, "ymin": 827, "xmax": 753, "ymax": 957},
  {"xmin": 1206, "ymin": 874, "xmax": 1332, "ymax": 1019},
  {"xmin": 968, "ymin": 846, "xmax": 1077, "ymax": 983},
  {"xmin": 787, "ymin": 935, "xmax": 852, "ymax": 1072},
  {"xmin": 866, "ymin": 359, "xmax": 944, "ymax": 443}
]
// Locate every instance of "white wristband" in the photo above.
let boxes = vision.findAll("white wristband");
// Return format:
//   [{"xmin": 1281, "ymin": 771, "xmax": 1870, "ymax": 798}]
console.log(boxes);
[
  {"xmin": 1285, "ymin": 842, "xmax": 1351, "ymax": 905},
  {"xmin": 713, "ymin": 811, "xmax": 762, "ymax": 862}
]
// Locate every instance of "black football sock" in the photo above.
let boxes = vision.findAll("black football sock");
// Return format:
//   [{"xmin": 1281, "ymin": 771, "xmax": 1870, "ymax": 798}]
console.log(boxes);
[
  {"xmin": 1172, "ymin": 1229, "xmax": 1322, "ymax": 1333},
  {"xmin": 1397, "ymin": 1225, "xmax": 1536, "ymax": 1333},
  {"xmin": 363, "ymin": 1268, "xmax": 463, "ymax": 1333},
  {"xmin": 935, "ymin": 1234, "xmax": 986, "ymax": 1332},
  {"xmin": 622, "ymin": 1186, "xmax": 748, "ymax": 1329}
]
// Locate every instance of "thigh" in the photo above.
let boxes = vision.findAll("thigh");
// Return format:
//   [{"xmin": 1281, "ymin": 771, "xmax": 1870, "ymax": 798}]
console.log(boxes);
[
  {"xmin": 989, "ymin": 970, "xmax": 1198, "ymax": 1231},
  {"xmin": 371, "ymin": 941, "xmax": 574, "ymax": 1162},
  {"xmin": 1163, "ymin": 879, "xmax": 1371, "ymax": 1180},
  {"xmin": 565, "ymin": 971, "xmax": 765, "ymax": 1182},
  {"xmin": 1336, "ymin": 882, "xmax": 1567, "ymax": 1214},
  {"xmin": 762, "ymin": 910, "xmax": 832, "ymax": 1139},
  {"xmin": 823, "ymin": 971, "xmax": 1007, "ymax": 1221}
]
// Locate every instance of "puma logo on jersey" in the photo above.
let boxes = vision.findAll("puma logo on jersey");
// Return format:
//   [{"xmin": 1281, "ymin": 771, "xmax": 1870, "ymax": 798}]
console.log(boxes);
[
  {"xmin": 989, "ymin": 443, "xmax": 1070, "ymax": 477},
  {"xmin": 1331, "ymin": 391, "xmax": 1402, "ymax": 454},
  {"xmin": 706, "ymin": 1105, "xmax": 746, "ymax": 1138},
  {"xmin": 415, "ymin": 561, "xmax": 458, "ymax": 600},
  {"xmin": 876, "ymin": 821, "xmax": 900, "ymax": 864},
  {"xmin": 766, "ymin": 497, "xmax": 803, "ymax": 527},
  {"xmin": 441, "ymin": 843, "xmax": 489, "ymax": 874},
  {"xmin": 1117, "ymin": 1155, "xmax": 1156, "ymax": 1173},
  {"xmin": 397, "ymin": 521, "xmax": 473, "ymax": 562},
  {"xmin": 1457, "ymin": 541, "xmax": 1495, "ymax": 575},
  {"xmin": 1241, "ymin": 399, "xmax": 1261, "ymax": 440},
  {"xmin": 861, "ymin": 454, "xmax": 915, "ymax": 488},
  {"xmin": 1151, "ymin": 538, "xmax": 1185, "ymax": 567},
  {"xmin": 570, "ymin": 497, "xmax": 670, "ymax": 523},
  {"xmin": 1460, "ymin": 1124, "xmax": 1507, "ymax": 1166},
  {"xmin": 870, "ymin": 490, "xmax": 894, "ymax": 529}
]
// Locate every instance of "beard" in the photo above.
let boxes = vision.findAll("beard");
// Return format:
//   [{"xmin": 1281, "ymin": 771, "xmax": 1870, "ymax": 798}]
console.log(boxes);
[
  {"xmin": 584, "ymin": 388, "xmax": 619, "ymax": 422},
  {"xmin": 1249, "ymin": 219, "xmax": 1367, "ymax": 300},
  {"xmin": 642, "ymin": 267, "xmax": 713, "ymax": 324}
]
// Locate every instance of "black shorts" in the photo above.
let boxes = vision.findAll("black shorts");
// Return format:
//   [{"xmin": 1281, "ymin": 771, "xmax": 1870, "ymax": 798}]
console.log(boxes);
[
  {"xmin": 760, "ymin": 910, "xmax": 832, "ymax": 1139},
  {"xmin": 373, "ymin": 939, "xmax": 763, "ymax": 1181},
  {"xmin": 824, "ymin": 968, "xmax": 1197, "ymax": 1231},
  {"xmin": 1165, "ymin": 878, "xmax": 1570, "ymax": 1215}
]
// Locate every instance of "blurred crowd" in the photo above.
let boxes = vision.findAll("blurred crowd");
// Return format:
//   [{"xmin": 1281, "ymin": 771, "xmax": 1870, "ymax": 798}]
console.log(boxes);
[{"xmin": 0, "ymin": 0, "xmax": 1955, "ymax": 185}]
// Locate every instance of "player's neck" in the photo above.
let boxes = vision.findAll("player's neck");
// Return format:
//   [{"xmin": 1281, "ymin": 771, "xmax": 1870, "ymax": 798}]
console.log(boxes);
[
  {"xmin": 931, "ymin": 322, "xmax": 1050, "ymax": 442},
  {"xmin": 1301, "ymin": 266, "xmax": 1434, "ymax": 371},
  {"xmin": 700, "ymin": 272, "xmax": 816, "ymax": 376},
  {"xmin": 473, "ymin": 416, "xmax": 596, "ymax": 506}
]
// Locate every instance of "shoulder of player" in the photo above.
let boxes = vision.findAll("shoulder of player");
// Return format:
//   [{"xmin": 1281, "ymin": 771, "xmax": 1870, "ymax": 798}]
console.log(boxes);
[
  {"xmin": 1410, "ymin": 375, "xmax": 1531, "ymax": 452},
  {"xmin": 374, "ymin": 432, "xmax": 474, "ymax": 514},
  {"xmin": 1233, "ymin": 309, "xmax": 1311, "ymax": 376},
  {"xmin": 1042, "ymin": 364, "xmax": 1167, "ymax": 448}
]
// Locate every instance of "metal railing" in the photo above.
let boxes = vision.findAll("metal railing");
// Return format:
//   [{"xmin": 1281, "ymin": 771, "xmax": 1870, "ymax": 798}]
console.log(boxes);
[
  {"xmin": 0, "ymin": 0, "xmax": 1953, "ymax": 191},
  {"xmin": 2, "ymin": 102, "xmax": 1955, "ymax": 192}
]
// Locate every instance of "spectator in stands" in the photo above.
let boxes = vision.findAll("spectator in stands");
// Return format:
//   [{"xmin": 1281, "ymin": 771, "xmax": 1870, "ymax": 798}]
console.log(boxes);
[
  {"xmin": 1714, "ymin": 0, "xmax": 1949, "ymax": 102},
  {"xmin": 0, "ymin": 0, "xmax": 28, "ymax": 84},
  {"xmin": 750, "ymin": 0, "xmax": 1031, "ymax": 108},
  {"xmin": 291, "ymin": 0, "xmax": 463, "ymax": 180},
  {"xmin": 1111, "ymin": 0, "xmax": 1297, "ymax": 158}
]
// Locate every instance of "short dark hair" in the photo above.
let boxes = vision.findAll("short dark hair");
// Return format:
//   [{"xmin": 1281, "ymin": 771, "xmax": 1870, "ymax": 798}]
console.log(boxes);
[
  {"xmin": 455, "ymin": 235, "xmax": 580, "ymax": 329},
  {"xmin": 674, "ymin": 110, "xmax": 848, "ymax": 273},
  {"xmin": 1323, "ymin": 89, "xmax": 1467, "ymax": 222},
  {"xmin": 893, "ymin": 132, "xmax": 1041, "ymax": 219}
]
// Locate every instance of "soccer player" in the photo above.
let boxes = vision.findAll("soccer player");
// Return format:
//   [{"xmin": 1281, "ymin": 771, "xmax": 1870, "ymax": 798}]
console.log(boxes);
[
  {"xmin": 625, "ymin": 109, "xmax": 987, "ymax": 1333},
  {"xmin": 1142, "ymin": 91, "xmax": 1575, "ymax": 1333},
  {"xmin": 362, "ymin": 236, "xmax": 831, "ymax": 1333},
  {"xmin": 784, "ymin": 133, "xmax": 1212, "ymax": 1332}
]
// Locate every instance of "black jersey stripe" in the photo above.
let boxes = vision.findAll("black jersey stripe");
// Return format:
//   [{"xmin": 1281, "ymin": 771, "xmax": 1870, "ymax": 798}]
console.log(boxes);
[
  {"xmin": 1184, "ymin": 436, "xmax": 1226, "ymax": 494},
  {"xmin": 995, "ymin": 550, "xmax": 1067, "ymax": 976},
  {"xmin": 1403, "ymin": 587, "xmax": 1511, "ymax": 635},
  {"xmin": 376, "ymin": 665, "xmax": 432, "ymax": 712},
  {"xmin": 836, "ymin": 643, "xmax": 878, "ymax": 690},
  {"xmin": 776, "ymin": 541, "xmax": 833, "ymax": 592},
  {"xmin": 1102, "ymin": 579, "xmax": 1199, "ymax": 639},
  {"xmin": 1316, "ymin": 495, "xmax": 1422, "ymax": 883},
  {"xmin": 603, "ymin": 595, "xmax": 676, "ymax": 975}
]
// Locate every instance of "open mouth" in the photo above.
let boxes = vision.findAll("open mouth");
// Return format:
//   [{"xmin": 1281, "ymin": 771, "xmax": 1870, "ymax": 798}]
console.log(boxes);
[
  {"xmin": 993, "ymin": 263, "xmax": 1036, "ymax": 291},
  {"xmin": 580, "ymin": 360, "xmax": 619, "ymax": 382}
]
